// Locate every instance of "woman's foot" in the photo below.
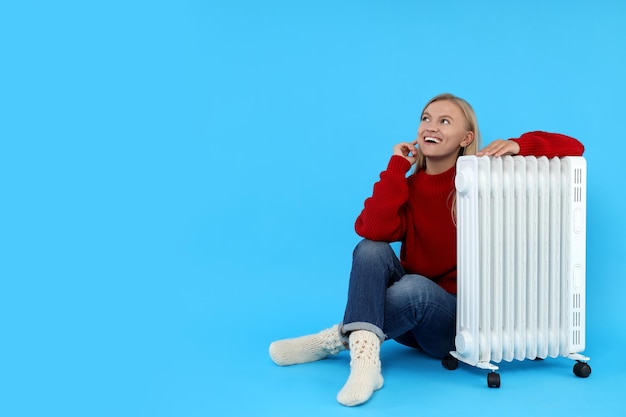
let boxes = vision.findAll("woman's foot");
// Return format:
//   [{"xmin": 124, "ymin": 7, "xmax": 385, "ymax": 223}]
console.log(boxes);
[
  {"xmin": 269, "ymin": 324, "xmax": 345, "ymax": 366},
  {"xmin": 336, "ymin": 330, "xmax": 383, "ymax": 406}
]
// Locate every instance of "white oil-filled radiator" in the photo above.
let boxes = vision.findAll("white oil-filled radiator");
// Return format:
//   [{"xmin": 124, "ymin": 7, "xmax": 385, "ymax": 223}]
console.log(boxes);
[{"xmin": 442, "ymin": 155, "xmax": 591, "ymax": 388}]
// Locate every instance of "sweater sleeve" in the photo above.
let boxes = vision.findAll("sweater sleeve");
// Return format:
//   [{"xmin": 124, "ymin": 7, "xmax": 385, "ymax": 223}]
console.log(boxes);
[
  {"xmin": 509, "ymin": 131, "xmax": 585, "ymax": 157},
  {"xmin": 354, "ymin": 155, "xmax": 412, "ymax": 242}
]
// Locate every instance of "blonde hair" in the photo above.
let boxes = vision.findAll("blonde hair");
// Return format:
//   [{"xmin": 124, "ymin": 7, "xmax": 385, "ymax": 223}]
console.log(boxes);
[{"xmin": 412, "ymin": 93, "xmax": 481, "ymax": 222}]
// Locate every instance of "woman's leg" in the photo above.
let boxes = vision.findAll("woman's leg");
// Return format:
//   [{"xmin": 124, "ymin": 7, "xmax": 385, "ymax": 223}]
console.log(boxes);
[
  {"xmin": 270, "ymin": 239, "xmax": 406, "ymax": 407},
  {"xmin": 383, "ymin": 274, "xmax": 457, "ymax": 358},
  {"xmin": 341, "ymin": 239, "xmax": 405, "ymax": 340},
  {"xmin": 336, "ymin": 239, "xmax": 405, "ymax": 406}
]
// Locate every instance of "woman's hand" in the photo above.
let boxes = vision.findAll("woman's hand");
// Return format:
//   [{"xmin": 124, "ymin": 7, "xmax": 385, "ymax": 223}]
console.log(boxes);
[
  {"xmin": 476, "ymin": 139, "xmax": 521, "ymax": 157},
  {"xmin": 393, "ymin": 140, "xmax": 419, "ymax": 165}
]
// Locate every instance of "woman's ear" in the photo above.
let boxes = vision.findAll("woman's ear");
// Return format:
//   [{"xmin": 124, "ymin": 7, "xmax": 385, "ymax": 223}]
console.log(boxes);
[{"xmin": 461, "ymin": 131, "xmax": 475, "ymax": 147}]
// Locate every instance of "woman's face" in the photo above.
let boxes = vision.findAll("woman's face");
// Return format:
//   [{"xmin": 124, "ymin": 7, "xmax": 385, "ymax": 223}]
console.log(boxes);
[{"xmin": 417, "ymin": 100, "xmax": 472, "ymax": 162}]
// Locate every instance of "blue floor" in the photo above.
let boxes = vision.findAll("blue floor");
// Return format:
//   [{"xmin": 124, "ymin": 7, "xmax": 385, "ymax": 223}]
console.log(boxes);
[{"xmin": 4, "ymin": 264, "xmax": 623, "ymax": 417}]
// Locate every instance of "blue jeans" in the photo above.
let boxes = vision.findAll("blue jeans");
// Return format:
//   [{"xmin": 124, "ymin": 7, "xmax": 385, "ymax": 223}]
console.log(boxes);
[{"xmin": 341, "ymin": 239, "xmax": 457, "ymax": 359}]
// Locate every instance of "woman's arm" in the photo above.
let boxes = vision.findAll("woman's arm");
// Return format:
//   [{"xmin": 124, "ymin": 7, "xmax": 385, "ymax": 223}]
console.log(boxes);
[
  {"xmin": 354, "ymin": 155, "xmax": 412, "ymax": 242},
  {"xmin": 477, "ymin": 131, "xmax": 585, "ymax": 158}
]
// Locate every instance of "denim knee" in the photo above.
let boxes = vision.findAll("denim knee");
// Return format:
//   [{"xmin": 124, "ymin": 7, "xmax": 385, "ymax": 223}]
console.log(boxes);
[{"xmin": 353, "ymin": 239, "xmax": 394, "ymax": 261}]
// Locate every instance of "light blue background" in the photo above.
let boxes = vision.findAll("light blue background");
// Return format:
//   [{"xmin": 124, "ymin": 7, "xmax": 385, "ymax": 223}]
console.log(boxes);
[{"xmin": 1, "ymin": 1, "xmax": 625, "ymax": 416}]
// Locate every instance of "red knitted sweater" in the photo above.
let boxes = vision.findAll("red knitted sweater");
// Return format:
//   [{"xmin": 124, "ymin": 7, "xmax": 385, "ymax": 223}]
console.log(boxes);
[{"xmin": 354, "ymin": 131, "xmax": 585, "ymax": 294}]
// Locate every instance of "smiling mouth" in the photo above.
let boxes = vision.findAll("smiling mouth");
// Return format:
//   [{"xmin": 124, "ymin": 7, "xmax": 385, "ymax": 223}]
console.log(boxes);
[{"xmin": 424, "ymin": 136, "xmax": 442, "ymax": 144}]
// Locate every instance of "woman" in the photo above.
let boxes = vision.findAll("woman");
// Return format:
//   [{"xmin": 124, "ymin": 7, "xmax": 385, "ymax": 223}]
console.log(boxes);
[{"xmin": 269, "ymin": 93, "xmax": 585, "ymax": 407}]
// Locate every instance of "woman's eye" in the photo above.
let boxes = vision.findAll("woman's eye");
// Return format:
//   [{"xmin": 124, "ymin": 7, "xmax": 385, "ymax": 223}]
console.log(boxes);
[
  {"xmin": 421, "ymin": 116, "xmax": 430, "ymax": 122},
  {"xmin": 441, "ymin": 119, "xmax": 450, "ymax": 124}
]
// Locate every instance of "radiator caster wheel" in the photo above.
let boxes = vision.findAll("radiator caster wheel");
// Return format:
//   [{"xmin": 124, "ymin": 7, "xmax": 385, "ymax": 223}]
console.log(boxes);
[
  {"xmin": 573, "ymin": 361, "xmax": 591, "ymax": 378},
  {"xmin": 487, "ymin": 372, "xmax": 501, "ymax": 388},
  {"xmin": 441, "ymin": 354, "xmax": 459, "ymax": 370}
]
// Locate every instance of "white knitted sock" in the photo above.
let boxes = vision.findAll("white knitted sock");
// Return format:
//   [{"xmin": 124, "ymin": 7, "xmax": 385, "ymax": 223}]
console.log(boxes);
[
  {"xmin": 336, "ymin": 330, "xmax": 383, "ymax": 407},
  {"xmin": 269, "ymin": 324, "xmax": 346, "ymax": 366}
]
